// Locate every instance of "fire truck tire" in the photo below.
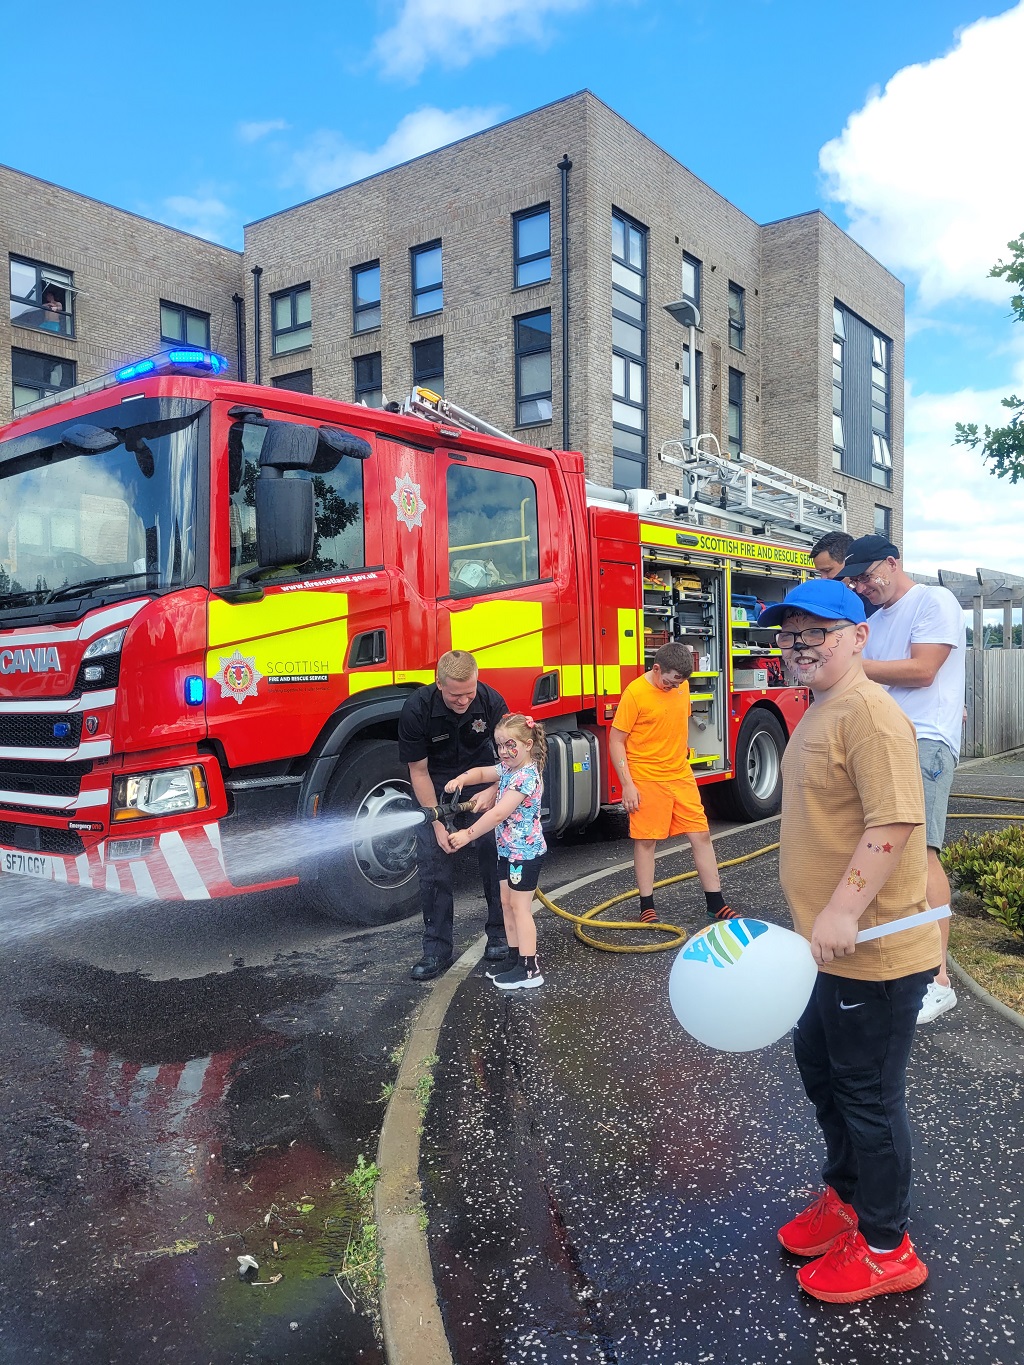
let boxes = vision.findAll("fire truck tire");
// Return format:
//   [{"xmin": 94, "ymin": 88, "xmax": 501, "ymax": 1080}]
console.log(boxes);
[
  {"xmin": 717, "ymin": 709, "xmax": 787, "ymax": 822},
  {"xmin": 305, "ymin": 738, "xmax": 420, "ymax": 925}
]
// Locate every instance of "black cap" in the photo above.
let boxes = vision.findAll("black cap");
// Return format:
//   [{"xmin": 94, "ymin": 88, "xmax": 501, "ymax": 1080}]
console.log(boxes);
[{"xmin": 842, "ymin": 535, "xmax": 900, "ymax": 579}]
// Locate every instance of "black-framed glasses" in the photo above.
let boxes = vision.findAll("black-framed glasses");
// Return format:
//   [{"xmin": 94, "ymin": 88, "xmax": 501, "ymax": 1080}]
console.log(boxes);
[
  {"xmin": 777, "ymin": 625, "xmax": 846, "ymax": 649},
  {"xmin": 845, "ymin": 561, "xmax": 882, "ymax": 588}
]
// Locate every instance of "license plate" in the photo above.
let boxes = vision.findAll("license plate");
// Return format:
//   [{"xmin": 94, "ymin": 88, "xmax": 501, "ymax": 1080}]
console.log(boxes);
[{"xmin": 1, "ymin": 850, "xmax": 56, "ymax": 880}]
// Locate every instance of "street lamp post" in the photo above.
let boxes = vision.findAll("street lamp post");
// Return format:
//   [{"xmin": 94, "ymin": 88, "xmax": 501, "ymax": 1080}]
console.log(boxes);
[{"xmin": 663, "ymin": 298, "xmax": 701, "ymax": 448}]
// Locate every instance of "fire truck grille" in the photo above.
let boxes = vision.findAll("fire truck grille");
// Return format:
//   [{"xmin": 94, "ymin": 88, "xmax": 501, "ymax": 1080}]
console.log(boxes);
[
  {"xmin": 0, "ymin": 821, "xmax": 85, "ymax": 856},
  {"xmin": 0, "ymin": 758, "xmax": 93, "ymax": 800},
  {"xmin": 0, "ymin": 713, "xmax": 83, "ymax": 750}
]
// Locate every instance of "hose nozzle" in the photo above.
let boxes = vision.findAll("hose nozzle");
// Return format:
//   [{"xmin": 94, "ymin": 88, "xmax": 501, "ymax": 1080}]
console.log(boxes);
[{"xmin": 420, "ymin": 789, "xmax": 476, "ymax": 830}]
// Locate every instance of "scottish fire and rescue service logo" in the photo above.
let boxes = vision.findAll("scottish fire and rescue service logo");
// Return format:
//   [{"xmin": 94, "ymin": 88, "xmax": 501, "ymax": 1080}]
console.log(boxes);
[
  {"xmin": 391, "ymin": 473, "xmax": 425, "ymax": 530},
  {"xmin": 215, "ymin": 650, "xmax": 263, "ymax": 705},
  {"xmin": 472, "ymin": 718, "xmax": 487, "ymax": 733}
]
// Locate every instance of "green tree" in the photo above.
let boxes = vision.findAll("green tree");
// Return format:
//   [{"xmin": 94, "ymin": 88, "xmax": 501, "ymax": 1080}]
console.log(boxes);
[{"xmin": 955, "ymin": 233, "xmax": 1024, "ymax": 482}]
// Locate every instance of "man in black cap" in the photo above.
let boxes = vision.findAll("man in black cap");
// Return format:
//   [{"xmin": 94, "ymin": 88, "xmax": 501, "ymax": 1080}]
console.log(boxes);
[
  {"xmin": 398, "ymin": 649, "xmax": 509, "ymax": 981},
  {"xmin": 809, "ymin": 531, "xmax": 877, "ymax": 615},
  {"xmin": 841, "ymin": 535, "xmax": 965, "ymax": 1024}
]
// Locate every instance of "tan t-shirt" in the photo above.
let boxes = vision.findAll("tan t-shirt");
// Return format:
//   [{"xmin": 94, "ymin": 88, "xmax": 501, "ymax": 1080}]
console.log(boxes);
[{"xmin": 780, "ymin": 673, "xmax": 939, "ymax": 982}]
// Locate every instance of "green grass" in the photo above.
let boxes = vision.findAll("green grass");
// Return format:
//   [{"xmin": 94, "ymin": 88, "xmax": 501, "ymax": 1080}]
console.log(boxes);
[{"xmin": 951, "ymin": 915, "xmax": 1024, "ymax": 1015}]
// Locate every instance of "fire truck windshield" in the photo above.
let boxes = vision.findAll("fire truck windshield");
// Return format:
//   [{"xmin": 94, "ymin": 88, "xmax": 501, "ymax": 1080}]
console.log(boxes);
[{"xmin": 0, "ymin": 402, "xmax": 201, "ymax": 616}]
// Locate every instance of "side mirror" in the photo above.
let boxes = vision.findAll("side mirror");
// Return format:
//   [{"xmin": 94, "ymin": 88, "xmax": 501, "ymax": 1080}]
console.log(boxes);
[{"xmin": 255, "ymin": 477, "xmax": 315, "ymax": 570}]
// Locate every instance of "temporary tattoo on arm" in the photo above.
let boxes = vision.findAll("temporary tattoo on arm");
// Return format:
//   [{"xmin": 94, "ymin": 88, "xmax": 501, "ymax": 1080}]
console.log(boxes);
[
  {"xmin": 846, "ymin": 868, "xmax": 867, "ymax": 891},
  {"xmin": 865, "ymin": 841, "xmax": 895, "ymax": 854}
]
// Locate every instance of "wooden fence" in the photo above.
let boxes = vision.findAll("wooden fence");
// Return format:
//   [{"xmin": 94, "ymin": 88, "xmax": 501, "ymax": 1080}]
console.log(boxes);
[{"xmin": 962, "ymin": 648, "xmax": 1024, "ymax": 758}]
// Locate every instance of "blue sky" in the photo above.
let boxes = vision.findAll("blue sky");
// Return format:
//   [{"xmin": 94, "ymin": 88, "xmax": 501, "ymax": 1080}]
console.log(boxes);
[{"xmin": 2, "ymin": 0, "xmax": 1023, "ymax": 577}]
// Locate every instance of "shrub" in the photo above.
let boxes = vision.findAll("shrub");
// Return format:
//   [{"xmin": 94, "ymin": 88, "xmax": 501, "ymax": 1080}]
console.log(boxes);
[{"xmin": 941, "ymin": 827, "xmax": 1024, "ymax": 939}]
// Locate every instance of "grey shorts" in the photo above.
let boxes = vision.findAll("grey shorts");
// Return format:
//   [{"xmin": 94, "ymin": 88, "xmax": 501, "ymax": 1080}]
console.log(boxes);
[{"xmin": 918, "ymin": 738, "xmax": 958, "ymax": 849}]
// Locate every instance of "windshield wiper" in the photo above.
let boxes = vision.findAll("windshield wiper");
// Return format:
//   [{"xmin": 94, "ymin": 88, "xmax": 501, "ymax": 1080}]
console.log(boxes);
[{"xmin": 45, "ymin": 573, "xmax": 152, "ymax": 604}]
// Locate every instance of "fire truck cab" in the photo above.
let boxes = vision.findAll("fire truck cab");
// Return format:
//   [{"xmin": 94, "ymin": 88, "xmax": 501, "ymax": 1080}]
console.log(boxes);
[{"xmin": 0, "ymin": 352, "xmax": 838, "ymax": 924}]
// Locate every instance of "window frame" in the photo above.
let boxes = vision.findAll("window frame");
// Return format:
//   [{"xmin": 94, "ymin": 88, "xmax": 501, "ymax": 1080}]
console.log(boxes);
[
  {"xmin": 411, "ymin": 240, "xmax": 443, "ymax": 317},
  {"xmin": 270, "ymin": 283, "xmax": 312, "ymax": 356},
  {"xmin": 728, "ymin": 281, "xmax": 745, "ymax": 351},
  {"xmin": 10, "ymin": 254, "xmax": 76, "ymax": 339},
  {"xmin": 271, "ymin": 369, "xmax": 313, "ymax": 394},
  {"xmin": 681, "ymin": 252, "xmax": 702, "ymax": 307},
  {"xmin": 681, "ymin": 343, "xmax": 702, "ymax": 447},
  {"xmin": 727, "ymin": 368, "xmax": 744, "ymax": 456},
  {"xmin": 412, "ymin": 336, "xmax": 444, "ymax": 396},
  {"xmin": 11, "ymin": 347, "xmax": 77, "ymax": 410},
  {"xmin": 444, "ymin": 460, "xmax": 543, "ymax": 600},
  {"xmin": 874, "ymin": 504, "xmax": 892, "ymax": 538},
  {"xmin": 514, "ymin": 309, "xmax": 552, "ymax": 428},
  {"xmin": 159, "ymin": 300, "xmax": 211, "ymax": 349},
  {"xmin": 612, "ymin": 209, "xmax": 648, "ymax": 490},
  {"xmin": 354, "ymin": 352, "xmax": 383, "ymax": 407},
  {"xmin": 351, "ymin": 261, "xmax": 381, "ymax": 334},
  {"xmin": 513, "ymin": 206, "xmax": 552, "ymax": 289}
]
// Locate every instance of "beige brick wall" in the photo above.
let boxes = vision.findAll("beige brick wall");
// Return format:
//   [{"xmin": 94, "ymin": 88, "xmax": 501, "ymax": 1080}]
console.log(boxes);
[{"xmin": 1, "ymin": 164, "xmax": 241, "ymax": 425}]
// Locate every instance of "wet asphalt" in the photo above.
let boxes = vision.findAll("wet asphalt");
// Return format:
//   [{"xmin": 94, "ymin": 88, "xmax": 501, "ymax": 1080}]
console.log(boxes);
[
  {"xmin": 421, "ymin": 762, "xmax": 1024, "ymax": 1365},
  {"xmin": 0, "ymin": 816, "xmax": 648, "ymax": 1365}
]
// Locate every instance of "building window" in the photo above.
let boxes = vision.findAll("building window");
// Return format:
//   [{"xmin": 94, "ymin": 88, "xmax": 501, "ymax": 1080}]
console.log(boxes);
[
  {"xmin": 12, "ymin": 348, "xmax": 76, "ymax": 409},
  {"xmin": 412, "ymin": 336, "xmax": 444, "ymax": 395},
  {"xmin": 513, "ymin": 207, "xmax": 551, "ymax": 288},
  {"xmin": 612, "ymin": 210, "xmax": 647, "ymax": 489},
  {"xmin": 728, "ymin": 369, "xmax": 744, "ymax": 456},
  {"xmin": 447, "ymin": 464, "xmax": 540, "ymax": 595},
  {"xmin": 271, "ymin": 284, "xmax": 312, "ymax": 355},
  {"xmin": 10, "ymin": 256, "xmax": 75, "ymax": 338},
  {"xmin": 681, "ymin": 343, "xmax": 702, "ymax": 446},
  {"xmin": 832, "ymin": 305, "xmax": 845, "ymax": 471},
  {"xmin": 681, "ymin": 252, "xmax": 701, "ymax": 307},
  {"xmin": 833, "ymin": 301, "xmax": 892, "ymax": 487},
  {"xmin": 354, "ymin": 353, "xmax": 383, "ymax": 407},
  {"xmin": 874, "ymin": 504, "xmax": 892, "ymax": 537},
  {"xmin": 870, "ymin": 331, "xmax": 893, "ymax": 488},
  {"xmin": 728, "ymin": 282, "xmax": 745, "ymax": 351},
  {"xmin": 352, "ymin": 262, "xmax": 381, "ymax": 333},
  {"xmin": 271, "ymin": 369, "xmax": 313, "ymax": 394},
  {"xmin": 515, "ymin": 311, "xmax": 552, "ymax": 426},
  {"xmin": 411, "ymin": 241, "xmax": 442, "ymax": 316},
  {"xmin": 160, "ymin": 301, "xmax": 210, "ymax": 348}
]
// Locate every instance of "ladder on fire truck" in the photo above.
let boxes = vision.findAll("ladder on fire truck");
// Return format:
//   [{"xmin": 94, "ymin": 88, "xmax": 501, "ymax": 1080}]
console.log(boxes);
[
  {"xmin": 650, "ymin": 433, "xmax": 847, "ymax": 544},
  {"xmin": 400, "ymin": 386, "xmax": 519, "ymax": 442}
]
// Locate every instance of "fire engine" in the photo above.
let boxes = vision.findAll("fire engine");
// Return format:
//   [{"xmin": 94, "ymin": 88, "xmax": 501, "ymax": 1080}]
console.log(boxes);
[{"xmin": 0, "ymin": 350, "xmax": 845, "ymax": 923}]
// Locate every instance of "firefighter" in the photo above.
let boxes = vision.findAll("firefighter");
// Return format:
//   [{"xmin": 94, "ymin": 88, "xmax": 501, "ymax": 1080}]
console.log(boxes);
[{"xmin": 398, "ymin": 650, "xmax": 510, "ymax": 981}]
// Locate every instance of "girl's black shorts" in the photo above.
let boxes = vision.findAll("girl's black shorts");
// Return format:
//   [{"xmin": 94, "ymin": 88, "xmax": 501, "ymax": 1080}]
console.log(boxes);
[{"xmin": 498, "ymin": 854, "xmax": 545, "ymax": 892}]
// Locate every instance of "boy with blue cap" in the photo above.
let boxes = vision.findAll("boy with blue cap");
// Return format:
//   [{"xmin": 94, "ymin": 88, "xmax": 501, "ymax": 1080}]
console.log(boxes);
[{"xmin": 757, "ymin": 578, "xmax": 939, "ymax": 1304}]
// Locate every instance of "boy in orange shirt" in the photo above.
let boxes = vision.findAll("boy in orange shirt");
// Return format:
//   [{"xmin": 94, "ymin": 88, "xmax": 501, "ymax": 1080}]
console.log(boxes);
[{"xmin": 609, "ymin": 642, "xmax": 738, "ymax": 924}]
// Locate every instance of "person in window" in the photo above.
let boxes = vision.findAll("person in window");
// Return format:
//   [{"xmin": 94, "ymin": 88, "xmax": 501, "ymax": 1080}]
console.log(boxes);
[{"xmin": 40, "ymin": 289, "xmax": 65, "ymax": 333}]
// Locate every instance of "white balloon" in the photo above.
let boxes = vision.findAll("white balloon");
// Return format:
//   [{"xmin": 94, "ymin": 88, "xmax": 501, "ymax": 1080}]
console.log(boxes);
[{"xmin": 669, "ymin": 918, "xmax": 818, "ymax": 1052}]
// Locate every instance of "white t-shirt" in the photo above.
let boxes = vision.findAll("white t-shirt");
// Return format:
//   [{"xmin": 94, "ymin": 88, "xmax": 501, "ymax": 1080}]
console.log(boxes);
[{"xmin": 862, "ymin": 583, "xmax": 966, "ymax": 754}]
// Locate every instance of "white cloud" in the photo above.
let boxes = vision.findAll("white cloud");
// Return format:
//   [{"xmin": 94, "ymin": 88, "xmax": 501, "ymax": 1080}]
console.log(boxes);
[
  {"xmin": 373, "ymin": 0, "xmax": 588, "ymax": 80},
  {"xmin": 238, "ymin": 119, "xmax": 290, "ymax": 143},
  {"xmin": 820, "ymin": 3, "xmax": 1024, "ymax": 307},
  {"xmin": 288, "ymin": 104, "xmax": 504, "ymax": 196},
  {"xmin": 902, "ymin": 359, "xmax": 1024, "ymax": 579},
  {"xmin": 160, "ymin": 194, "xmax": 237, "ymax": 245}
]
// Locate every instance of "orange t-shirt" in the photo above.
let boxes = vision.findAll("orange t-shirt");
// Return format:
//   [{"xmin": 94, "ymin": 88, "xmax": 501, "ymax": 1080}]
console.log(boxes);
[{"xmin": 612, "ymin": 674, "xmax": 691, "ymax": 781}]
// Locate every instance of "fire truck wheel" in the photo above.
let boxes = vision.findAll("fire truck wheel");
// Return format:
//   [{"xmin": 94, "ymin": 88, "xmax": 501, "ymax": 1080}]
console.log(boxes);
[
  {"xmin": 717, "ymin": 708, "xmax": 787, "ymax": 822},
  {"xmin": 306, "ymin": 739, "xmax": 420, "ymax": 925}
]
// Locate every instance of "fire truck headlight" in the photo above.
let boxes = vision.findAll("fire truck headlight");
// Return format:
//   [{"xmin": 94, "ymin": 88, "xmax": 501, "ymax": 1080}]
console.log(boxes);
[
  {"xmin": 112, "ymin": 765, "xmax": 210, "ymax": 821},
  {"xmin": 83, "ymin": 628, "xmax": 127, "ymax": 659}
]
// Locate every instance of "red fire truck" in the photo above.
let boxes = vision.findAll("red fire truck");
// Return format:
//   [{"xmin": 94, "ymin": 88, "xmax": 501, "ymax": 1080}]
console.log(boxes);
[{"xmin": 0, "ymin": 350, "xmax": 845, "ymax": 923}]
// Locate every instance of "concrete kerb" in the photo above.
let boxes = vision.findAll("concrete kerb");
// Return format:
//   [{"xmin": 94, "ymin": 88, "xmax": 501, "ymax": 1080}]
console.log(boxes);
[{"xmin": 374, "ymin": 808, "xmax": 1023, "ymax": 1364}]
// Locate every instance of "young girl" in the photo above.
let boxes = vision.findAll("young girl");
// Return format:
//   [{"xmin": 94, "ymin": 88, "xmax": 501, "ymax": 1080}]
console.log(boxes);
[{"xmin": 445, "ymin": 713, "xmax": 548, "ymax": 990}]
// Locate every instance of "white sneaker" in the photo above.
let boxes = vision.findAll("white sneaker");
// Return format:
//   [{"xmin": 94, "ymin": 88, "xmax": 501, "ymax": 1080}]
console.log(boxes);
[{"xmin": 917, "ymin": 981, "xmax": 957, "ymax": 1024}]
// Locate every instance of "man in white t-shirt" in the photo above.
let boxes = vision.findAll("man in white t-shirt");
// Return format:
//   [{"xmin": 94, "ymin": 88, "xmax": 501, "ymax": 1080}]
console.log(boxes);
[{"xmin": 842, "ymin": 536, "xmax": 966, "ymax": 1024}]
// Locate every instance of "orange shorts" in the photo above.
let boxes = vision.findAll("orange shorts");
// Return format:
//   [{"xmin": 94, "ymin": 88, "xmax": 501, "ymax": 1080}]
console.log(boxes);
[{"xmin": 628, "ymin": 772, "xmax": 709, "ymax": 841}]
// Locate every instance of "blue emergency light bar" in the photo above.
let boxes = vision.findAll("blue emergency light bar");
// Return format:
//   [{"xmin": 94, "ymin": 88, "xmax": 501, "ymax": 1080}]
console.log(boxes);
[{"xmin": 116, "ymin": 349, "xmax": 228, "ymax": 382}]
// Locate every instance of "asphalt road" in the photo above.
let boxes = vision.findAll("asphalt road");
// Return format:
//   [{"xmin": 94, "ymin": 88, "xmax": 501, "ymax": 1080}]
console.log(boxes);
[{"xmin": 0, "ymin": 814, "xmax": 666, "ymax": 1365}]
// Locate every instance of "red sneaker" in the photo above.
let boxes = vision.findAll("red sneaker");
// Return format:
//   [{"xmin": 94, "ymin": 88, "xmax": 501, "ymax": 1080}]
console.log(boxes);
[
  {"xmin": 797, "ymin": 1229, "xmax": 928, "ymax": 1303},
  {"xmin": 778, "ymin": 1186, "xmax": 858, "ymax": 1257}
]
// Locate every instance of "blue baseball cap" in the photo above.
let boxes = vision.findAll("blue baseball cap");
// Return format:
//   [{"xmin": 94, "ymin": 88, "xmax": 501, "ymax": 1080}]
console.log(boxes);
[{"xmin": 758, "ymin": 578, "xmax": 867, "ymax": 628}]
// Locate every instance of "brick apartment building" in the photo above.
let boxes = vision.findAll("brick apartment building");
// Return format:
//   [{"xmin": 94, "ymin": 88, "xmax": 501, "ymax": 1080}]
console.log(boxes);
[{"xmin": 2, "ymin": 91, "xmax": 902, "ymax": 541}]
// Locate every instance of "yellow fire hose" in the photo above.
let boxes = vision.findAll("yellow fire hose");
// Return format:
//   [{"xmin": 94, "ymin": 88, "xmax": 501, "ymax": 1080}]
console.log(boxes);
[{"xmin": 535, "ymin": 792, "xmax": 1024, "ymax": 955}]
